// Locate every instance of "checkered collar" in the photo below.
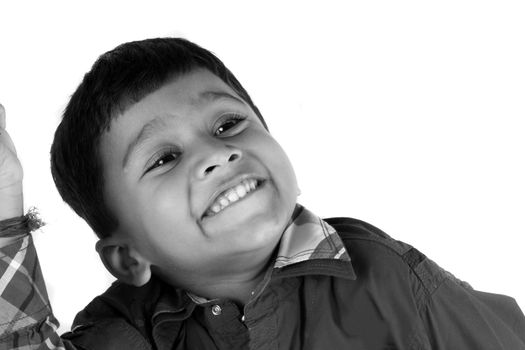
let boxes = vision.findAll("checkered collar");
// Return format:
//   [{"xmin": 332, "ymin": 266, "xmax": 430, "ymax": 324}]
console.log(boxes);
[{"xmin": 274, "ymin": 203, "xmax": 351, "ymax": 268}]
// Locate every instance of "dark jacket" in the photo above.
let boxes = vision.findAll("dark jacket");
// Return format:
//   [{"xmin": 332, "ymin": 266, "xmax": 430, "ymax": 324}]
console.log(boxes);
[{"xmin": 60, "ymin": 217, "xmax": 525, "ymax": 349}]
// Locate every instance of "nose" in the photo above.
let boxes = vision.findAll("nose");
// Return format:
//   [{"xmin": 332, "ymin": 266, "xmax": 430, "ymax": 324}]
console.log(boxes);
[{"xmin": 194, "ymin": 143, "xmax": 242, "ymax": 180}]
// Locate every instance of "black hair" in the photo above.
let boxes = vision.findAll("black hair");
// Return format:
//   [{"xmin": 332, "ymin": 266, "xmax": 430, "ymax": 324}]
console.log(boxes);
[{"xmin": 50, "ymin": 37, "xmax": 267, "ymax": 238}]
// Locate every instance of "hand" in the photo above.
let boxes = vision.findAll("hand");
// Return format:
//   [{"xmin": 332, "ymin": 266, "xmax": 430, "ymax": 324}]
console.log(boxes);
[{"xmin": 0, "ymin": 104, "xmax": 24, "ymax": 221}]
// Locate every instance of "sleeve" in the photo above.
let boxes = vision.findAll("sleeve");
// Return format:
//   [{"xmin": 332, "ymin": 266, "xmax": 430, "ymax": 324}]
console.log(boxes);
[
  {"xmin": 415, "ymin": 256, "xmax": 525, "ymax": 349},
  {"xmin": 0, "ymin": 234, "xmax": 79, "ymax": 350}
]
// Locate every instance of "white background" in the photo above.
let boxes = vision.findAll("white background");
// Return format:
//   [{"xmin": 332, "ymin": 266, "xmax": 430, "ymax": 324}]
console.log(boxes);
[{"xmin": 1, "ymin": 0, "xmax": 524, "ymax": 334}]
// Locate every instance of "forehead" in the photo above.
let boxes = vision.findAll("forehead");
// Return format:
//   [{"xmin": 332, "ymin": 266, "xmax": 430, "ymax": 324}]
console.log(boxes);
[
  {"xmin": 100, "ymin": 69, "xmax": 250, "ymax": 166},
  {"xmin": 132, "ymin": 69, "xmax": 242, "ymax": 112},
  {"xmin": 109, "ymin": 69, "xmax": 246, "ymax": 133}
]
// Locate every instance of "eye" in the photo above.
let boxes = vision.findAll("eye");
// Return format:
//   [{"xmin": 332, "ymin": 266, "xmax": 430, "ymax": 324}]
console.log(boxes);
[
  {"xmin": 145, "ymin": 148, "xmax": 180, "ymax": 173},
  {"xmin": 214, "ymin": 114, "xmax": 246, "ymax": 136}
]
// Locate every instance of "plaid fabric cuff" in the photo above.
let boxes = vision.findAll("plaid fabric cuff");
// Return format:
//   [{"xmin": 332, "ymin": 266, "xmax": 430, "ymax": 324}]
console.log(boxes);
[
  {"xmin": 0, "ymin": 207, "xmax": 45, "ymax": 238},
  {"xmin": 0, "ymin": 234, "xmax": 62, "ymax": 349}
]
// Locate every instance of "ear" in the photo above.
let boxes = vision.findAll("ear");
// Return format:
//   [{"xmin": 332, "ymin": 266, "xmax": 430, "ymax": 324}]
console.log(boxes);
[{"xmin": 96, "ymin": 237, "xmax": 152, "ymax": 287}]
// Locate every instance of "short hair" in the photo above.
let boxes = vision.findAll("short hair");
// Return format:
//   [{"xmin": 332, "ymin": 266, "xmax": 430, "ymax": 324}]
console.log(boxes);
[{"xmin": 50, "ymin": 37, "xmax": 267, "ymax": 238}]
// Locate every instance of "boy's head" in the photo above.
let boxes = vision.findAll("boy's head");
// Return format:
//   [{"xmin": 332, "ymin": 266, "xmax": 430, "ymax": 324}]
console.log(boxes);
[
  {"xmin": 51, "ymin": 38, "xmax": 268, "ymax": 238},
  {"xmin": 51, "ymin": 38, "xmax": 299, "ymax": 287}
]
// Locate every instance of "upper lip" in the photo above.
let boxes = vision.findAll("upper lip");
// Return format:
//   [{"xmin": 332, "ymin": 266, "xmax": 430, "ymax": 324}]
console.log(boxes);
[{"xmin": 202, "ymin": 173, "xmax": 264, "ymax": 217}]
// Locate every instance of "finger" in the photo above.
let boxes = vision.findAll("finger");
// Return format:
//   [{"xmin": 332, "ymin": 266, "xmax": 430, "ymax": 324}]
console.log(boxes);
[
  {"xmin": 0, "ymin": 104, "xmax": 5, "ymax": 130},
  {"xmin": 0, "ymin": 129, "xmax": 18, "ymax": 155},
  {"xmin": 0, "ymin": 105, "xmax": 17, "ymax": 155}
]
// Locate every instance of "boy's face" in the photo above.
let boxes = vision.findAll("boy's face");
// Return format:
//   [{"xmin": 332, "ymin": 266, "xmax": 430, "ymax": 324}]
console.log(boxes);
[{"xmin": 99, "ymin": 69, "xmax": 298, "ymax": 285}]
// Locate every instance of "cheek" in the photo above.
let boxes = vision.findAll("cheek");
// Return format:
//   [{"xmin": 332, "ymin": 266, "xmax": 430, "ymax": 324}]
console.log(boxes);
[
  {"xmin": 263, "ymin": 137, "xmax": 298, "ymax": 187},
  {"xmin": 243, "ymin": 129, "xmax": 297, "ymax": 185},
  {"xmin": 246, "ymin": 133, "xmax": 299, "ymax": 215},
  {"xmin": 132, "ymin": 181, "xmax": 195, "ymax": 259},
  {"xmin": 137, "ymin": 173, "xmax": 196, "ymax": 243},
  {"xmin": 140, "ymin": 175, "xmax": 192, "ymax": 227}
]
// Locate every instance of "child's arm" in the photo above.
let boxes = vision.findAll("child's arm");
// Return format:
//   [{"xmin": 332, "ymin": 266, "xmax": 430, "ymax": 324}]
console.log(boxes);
[
  {"xmin": 0, "ymin": 105, "xmax": 23, "ymax": 229},
  {"xmin": 0, "ymin": 105, "xmax": 77, "ymax": 349}
]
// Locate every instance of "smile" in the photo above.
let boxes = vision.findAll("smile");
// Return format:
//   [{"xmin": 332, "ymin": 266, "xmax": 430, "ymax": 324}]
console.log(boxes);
[{"xmin": 204, "ymin": 178, "xmax": 263, "ymax": 217}]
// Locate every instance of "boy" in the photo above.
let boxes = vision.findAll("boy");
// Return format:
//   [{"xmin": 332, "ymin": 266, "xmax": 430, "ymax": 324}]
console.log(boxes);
[{"xmin": 1, "ymin": 38, "xmax": 524, "ymax": 349}]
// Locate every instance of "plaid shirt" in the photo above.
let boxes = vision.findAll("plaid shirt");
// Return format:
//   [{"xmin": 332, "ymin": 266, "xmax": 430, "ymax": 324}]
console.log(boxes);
[{"xmin": 0, "ymin": 204, "xmax": 349, "ymax": 349}]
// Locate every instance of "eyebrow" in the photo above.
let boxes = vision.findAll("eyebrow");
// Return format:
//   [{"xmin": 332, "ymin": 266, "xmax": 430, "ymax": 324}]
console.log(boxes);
[
  {"xmin": 121, "ymin": 90, "xmax": 245, "ymax": 169},
  {"xmin": 197, "ymin": 90, "xmax": 245, "ymax": 105},
  {"xmin": 122, "ymin": 116, "xmax": 170, "ymax": 169}
]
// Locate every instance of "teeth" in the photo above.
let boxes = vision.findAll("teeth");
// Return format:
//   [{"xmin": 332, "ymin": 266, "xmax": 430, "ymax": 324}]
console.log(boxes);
[
  {"xmin": 205, "ymin": 179, "xmax": 260, "ymax": 216},
  {"xmin": 235, "ymin": 184, "xmax": 247, "ymax": 197},
  {"xmin": 226, "ymin": 191, "xmax": 239, "ymax": 202}
]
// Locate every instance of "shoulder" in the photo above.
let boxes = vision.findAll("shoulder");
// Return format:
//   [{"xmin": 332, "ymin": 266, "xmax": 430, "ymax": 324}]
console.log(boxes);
[
  {"xmin": 61, "ymin": 317, "xmax": 152, "ymax": 350},
  {"xmin": 324, "ymin": 216, "xmax": 420, "ymax": 268},
  {"xmin": 324, "ymin": 218, "xmax": 525, "ymax": 347},
  {"xmin": 323, "ymin": 216, "xmax": 472, "ymax": 308},
  {"xmin": 61, "ymin": 280, "xmax": 161, "ymax": 350}
]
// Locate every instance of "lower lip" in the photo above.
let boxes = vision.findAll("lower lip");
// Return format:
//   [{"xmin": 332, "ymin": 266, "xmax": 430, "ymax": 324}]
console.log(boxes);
[{"xmin": 203, "ymin": 180, "xmax": 266, "ymax": 219}]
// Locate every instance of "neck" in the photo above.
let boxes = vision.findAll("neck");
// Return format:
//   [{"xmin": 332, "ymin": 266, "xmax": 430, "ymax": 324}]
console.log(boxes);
[
  {"xmin": 157, "ymin": 210, "xmax": 299, "ymax": 305},
  {"xmin": 195, "ymin": 254, "xmax": 274, "ymax": 306},
  {"xmin": 174, "ymin": 249, "xmax": 276, "ymax": 306}
]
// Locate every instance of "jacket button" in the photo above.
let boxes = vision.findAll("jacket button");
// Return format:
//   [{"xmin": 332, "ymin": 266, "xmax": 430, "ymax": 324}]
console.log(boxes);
[{"xmin": 211, "ymin": 304, "xmax": 222, "ymax": 316}]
